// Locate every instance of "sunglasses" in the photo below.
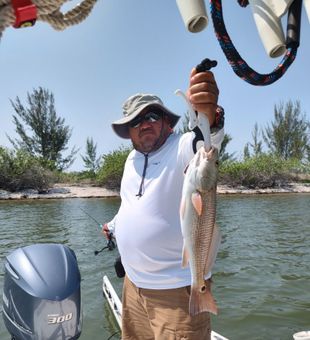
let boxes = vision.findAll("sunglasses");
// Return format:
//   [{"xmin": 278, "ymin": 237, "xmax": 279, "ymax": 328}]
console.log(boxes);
[{"xmin": 129, "ymin": 112, "xmax": 162, "ymax": 129}]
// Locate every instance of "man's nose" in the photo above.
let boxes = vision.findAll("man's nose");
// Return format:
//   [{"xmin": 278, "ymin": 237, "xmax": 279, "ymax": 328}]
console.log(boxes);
[{"xmin": 139, "ymin": 120, "xmax": 152, "ymax": 129}]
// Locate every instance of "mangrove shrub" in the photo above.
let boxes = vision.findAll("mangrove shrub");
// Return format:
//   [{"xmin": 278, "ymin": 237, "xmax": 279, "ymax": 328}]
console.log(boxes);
[
  {"xmin": 219, "ymin": 154, "xmax": 300, "ymax": 188},
  {"xmin": 97, "ymin": 146, "xmax": 132, "ymax": 191},
  {"xmin": 0, "ymin": 147, "xmax": 55, "ymax": 192}
]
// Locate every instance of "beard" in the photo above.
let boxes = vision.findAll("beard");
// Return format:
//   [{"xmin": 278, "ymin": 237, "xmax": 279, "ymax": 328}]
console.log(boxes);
[{"xmin": 133, "ymin": 126, "xmax": 171, "ymax": 153}]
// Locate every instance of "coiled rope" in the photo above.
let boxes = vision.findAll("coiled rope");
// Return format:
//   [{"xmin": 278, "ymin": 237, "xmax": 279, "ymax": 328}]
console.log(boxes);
[
  {"xmin": 0, "ymin": 0, "xmax": 98, "ymax": 39},
  {"xmin": 209, "ymin": 0, "xmax": 300, "ymax": 86}
]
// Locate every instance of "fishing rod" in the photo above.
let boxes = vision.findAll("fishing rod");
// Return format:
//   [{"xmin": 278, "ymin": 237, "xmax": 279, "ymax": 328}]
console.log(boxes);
[
  {"xmin": 79, "ymin": 207, "xmax": 124, "ymax": 278},
  {"xmin": 79, "ymin": 207, "xmax": 116, "ymax": 254}
]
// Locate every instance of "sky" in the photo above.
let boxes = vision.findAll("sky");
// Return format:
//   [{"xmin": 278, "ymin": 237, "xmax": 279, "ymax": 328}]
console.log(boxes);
[{"xmin": 0, "ymin": 0, "xmax": 309, "ymax": 171}]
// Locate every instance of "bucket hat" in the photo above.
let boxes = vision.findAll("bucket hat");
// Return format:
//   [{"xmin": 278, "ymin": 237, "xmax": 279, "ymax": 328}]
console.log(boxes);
[{"xmin": 112, "ymin": 93, "xmax": 180, "ymax": 139}]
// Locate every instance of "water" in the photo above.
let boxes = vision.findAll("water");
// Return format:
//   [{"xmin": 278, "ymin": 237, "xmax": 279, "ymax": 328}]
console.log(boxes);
[{"xmin": 0, "ymin": 194, "xmax": 309, "ymax": 340}]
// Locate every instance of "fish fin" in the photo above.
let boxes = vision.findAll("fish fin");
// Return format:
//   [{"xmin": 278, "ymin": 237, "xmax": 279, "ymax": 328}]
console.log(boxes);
[
  {"xmin": 189, "ymin": 284, "xmax": 218, "ymax": 316},
  {"xmin": 180, "ymin": 197, "xmax": 186, "ymax": 220},
  {"xmin": 204, "ymin": 223, "xmax": 221, "ymax": 275},
  {"xmin": 181, "ymin": 244, "xmax": 189, "ymax": 268},
  {"xmin": 191, "ymin": 192, "xmax": 203, "ymax": 216}
]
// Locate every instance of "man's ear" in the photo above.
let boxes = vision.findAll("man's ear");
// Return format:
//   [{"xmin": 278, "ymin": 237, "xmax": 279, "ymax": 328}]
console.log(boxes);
[{"xmin": 163, "ymin": 115, "xmax": 173, "ymax": 132}]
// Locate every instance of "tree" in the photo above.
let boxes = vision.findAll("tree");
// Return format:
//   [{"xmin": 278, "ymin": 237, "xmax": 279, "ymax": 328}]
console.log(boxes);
[
  {"xmin": 262, "ymin": 100, "xmax": 310, "ymax": 161},
  {"xmin": 250, "ymin": 123, "xmax": 263, "ymax": 156},
  {"xmin": 81, "ymin": 137, "xmax": 101, "ymax": 175},
  {"xmin": 243, "ymin": 123, "xmax": 263, "ymax": 159},
  {"xmin": 177, "ymin": 111, "xmax": 191, "ymax": 135},
  {"xmin": 8, "ymin": 87, "xmax": 78, "ymax": 171},
  {"xmin": 219, "ymin": 133, "xmax": 236, "ymax": 162},
  {"xmin": 243, "ymin": 143, "xmax": 250, "ymax": 160}
]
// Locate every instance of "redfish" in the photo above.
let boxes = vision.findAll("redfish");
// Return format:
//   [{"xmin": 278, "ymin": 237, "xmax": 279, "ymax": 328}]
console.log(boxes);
[{"xmin": 180, "ymin": 146, "xmax": 221, "ymax": 316}]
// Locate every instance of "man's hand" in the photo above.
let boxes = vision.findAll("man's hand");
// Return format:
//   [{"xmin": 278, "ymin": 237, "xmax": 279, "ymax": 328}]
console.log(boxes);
[
  {"xmin": 101, "ymin": 223, "xmax": 111, "ymax": 240},
  {"xmin": 187, "ymin": 68, "xmax": 219, "ymax": 126}
]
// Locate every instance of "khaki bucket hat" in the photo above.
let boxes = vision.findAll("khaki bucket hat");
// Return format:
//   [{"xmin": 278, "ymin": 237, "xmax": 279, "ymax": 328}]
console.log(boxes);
[{"xmin": 112, "ymin": 93, "xmax": 180, "ymax": 139}]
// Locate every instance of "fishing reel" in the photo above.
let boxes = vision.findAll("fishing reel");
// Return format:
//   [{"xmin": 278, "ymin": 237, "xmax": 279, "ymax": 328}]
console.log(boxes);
[
  {"xmin": 94, "ymin": 232, "xmax": 116, "ymax": 255},
  {"xmin": 94, "ymin": 233, "xmax": 125, "ymax": 278}
]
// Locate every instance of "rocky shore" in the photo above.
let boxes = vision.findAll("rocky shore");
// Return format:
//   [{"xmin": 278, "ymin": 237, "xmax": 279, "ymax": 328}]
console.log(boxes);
[{"xmin": 0, "ymin": 182, "xmax": 309, "ymax": 200}]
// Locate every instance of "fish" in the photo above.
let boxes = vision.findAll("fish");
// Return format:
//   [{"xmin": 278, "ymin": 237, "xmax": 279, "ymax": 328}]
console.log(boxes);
[{"xmin": 180, "ymin": 145, "xmax": 221, "ymax": 316}]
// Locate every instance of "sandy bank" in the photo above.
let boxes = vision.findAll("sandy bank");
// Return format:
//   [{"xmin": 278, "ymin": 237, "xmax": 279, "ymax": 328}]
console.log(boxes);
[
  {"xmin": 0, "ymin": 182, "xmax": 309, "ymax": 200},
  {"xmin": 0, "ymin": 184, "xmax": 119, "ymax": 200}
]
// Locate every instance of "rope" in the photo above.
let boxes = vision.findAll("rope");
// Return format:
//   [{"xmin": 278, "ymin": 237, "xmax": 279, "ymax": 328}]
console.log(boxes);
[
  {"xmin": 209, "ymin": 0, "xmax": 298, "ymax": 86},
  {"xmin": 0, "ymin": 0, "xmax": 98, "ymax": 39},
  {"xmin": 0, "ymin": 0, "xmax": 299, "ymax": 87}
]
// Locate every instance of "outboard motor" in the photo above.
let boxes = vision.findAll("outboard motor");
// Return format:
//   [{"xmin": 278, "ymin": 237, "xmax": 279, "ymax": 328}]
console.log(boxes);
[{"xmin": 2, "ymin": 243, "xmax": 82, "ymax": 340}]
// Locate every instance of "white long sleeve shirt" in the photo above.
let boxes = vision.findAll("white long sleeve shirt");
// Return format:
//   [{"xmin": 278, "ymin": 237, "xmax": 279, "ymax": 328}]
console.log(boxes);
[{"xmin": 112, "ymin": 130, "xmax": 224, "ymax": 289}]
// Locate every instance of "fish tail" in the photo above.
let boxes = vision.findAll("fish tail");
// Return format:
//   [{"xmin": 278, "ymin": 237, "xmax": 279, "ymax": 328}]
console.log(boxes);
[{"xmin": 189, "ymin": 286, "xmax": 218, "ymax": 316}]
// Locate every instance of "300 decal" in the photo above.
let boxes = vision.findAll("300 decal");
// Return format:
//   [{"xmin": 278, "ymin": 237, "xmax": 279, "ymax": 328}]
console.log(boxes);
[{"xmin": 48, "ymin": 313, "xmax": 73, "ymax": 324}]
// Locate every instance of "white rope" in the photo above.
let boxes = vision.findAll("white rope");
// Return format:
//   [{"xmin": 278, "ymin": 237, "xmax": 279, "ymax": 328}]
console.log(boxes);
[{"xmin": 0, "ymin": 0, "xmax": 98, "ymax": 39}]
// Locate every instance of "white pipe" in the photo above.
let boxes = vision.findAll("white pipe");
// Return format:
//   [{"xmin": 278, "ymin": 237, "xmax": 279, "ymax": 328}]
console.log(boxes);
[
  {"xmin": 176, "ymin": 0, "xmax": 208, "ymax": 33},
  {"xmin": 304, "ymin": 0, "xmax": 310, "ymax": 24},
  {"xmin": 249, "ymin": 0, "xmax": 291, "ymax": 58}
]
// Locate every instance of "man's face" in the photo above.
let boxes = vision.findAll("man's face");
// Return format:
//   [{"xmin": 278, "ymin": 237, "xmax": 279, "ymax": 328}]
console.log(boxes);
[{"xmin": 128, "ymin": 109, "xmax": 171, "ymax": 153}]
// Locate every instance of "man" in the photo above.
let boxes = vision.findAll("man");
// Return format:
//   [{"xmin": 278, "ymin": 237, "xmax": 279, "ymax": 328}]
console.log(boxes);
[{"xmin": 103, "ymin": 67, "xmax": 224, "ymax": 339}]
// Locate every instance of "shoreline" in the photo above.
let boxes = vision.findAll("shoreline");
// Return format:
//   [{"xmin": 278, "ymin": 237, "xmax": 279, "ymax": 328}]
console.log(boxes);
[{"xmin": 0, "ymin": 182, "xmax": 309, "ymax": 200}]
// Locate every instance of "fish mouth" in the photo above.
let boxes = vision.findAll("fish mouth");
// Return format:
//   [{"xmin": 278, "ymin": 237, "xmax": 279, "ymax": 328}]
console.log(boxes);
[{"xmin": 206, "ymin": 146, "xmax": 218, "ymax": 160}]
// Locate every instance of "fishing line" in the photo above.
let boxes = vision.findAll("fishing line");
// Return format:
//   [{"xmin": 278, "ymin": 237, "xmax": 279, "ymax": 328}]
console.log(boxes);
[
  {"xmin": 79, "ymin": 207, "xmax": 101, "ymax": 228},
  {"xmin": 79, "ymin": 207, "xmax": 115, "ymax": 254}
]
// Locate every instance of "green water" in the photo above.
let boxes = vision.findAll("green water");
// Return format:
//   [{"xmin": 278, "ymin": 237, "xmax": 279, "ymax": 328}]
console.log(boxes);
[{"xmin": 0, "ymin": 194, "xmax": 309, "ymax": 340}]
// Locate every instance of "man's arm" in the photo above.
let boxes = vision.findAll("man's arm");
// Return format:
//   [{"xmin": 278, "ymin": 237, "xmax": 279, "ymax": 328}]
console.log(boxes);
[{"xmin": 187, "ymin": 69, "xmax": 224, "ymax": 152}]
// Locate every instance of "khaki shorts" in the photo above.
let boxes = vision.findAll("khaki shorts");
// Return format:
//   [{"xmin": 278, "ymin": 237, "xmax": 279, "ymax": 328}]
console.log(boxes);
[{"xmin": 121, "ymin": 275, "xmax": 211, "ymax": 340}]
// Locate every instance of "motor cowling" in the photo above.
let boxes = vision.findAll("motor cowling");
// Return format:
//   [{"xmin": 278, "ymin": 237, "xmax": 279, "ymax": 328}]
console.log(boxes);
[{"xmin": 2, "ymin": 243, "xmax": 82, "ymax": 340}]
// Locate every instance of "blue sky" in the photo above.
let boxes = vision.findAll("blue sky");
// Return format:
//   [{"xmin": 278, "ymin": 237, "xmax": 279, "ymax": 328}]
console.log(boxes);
[{"xmin": 0, "ymin": 0, "xmax": 309, "ymax": 171}]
